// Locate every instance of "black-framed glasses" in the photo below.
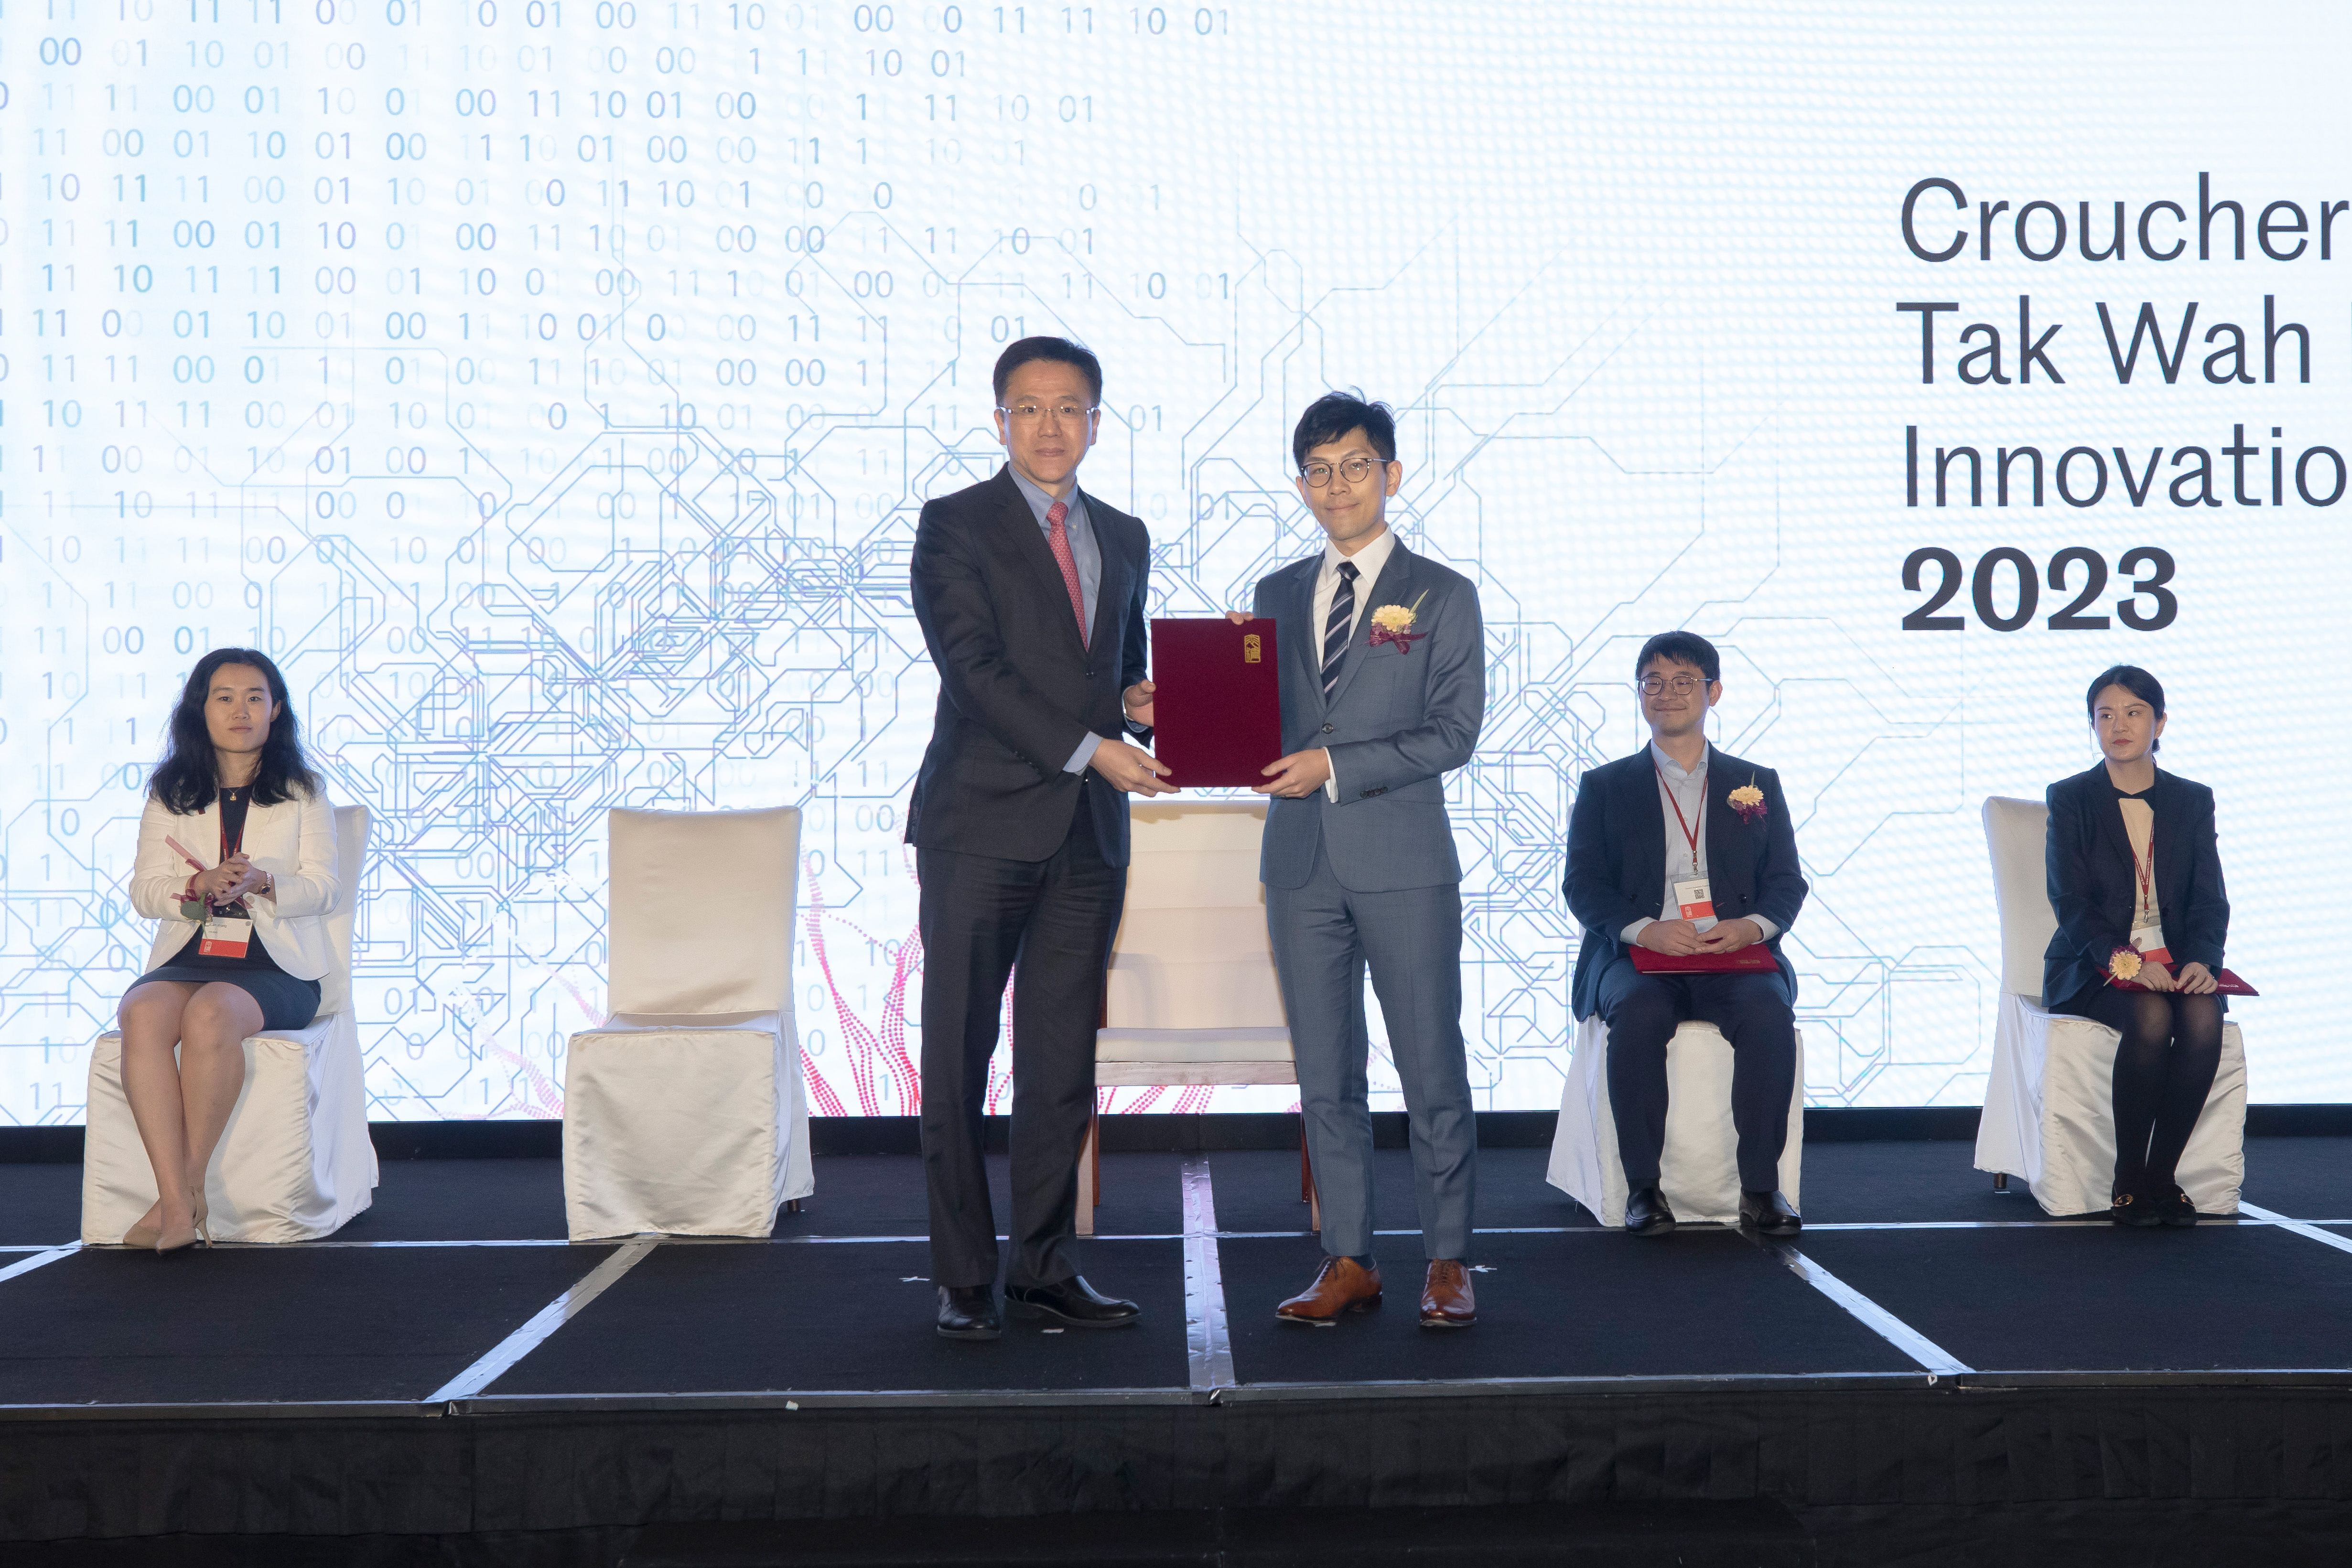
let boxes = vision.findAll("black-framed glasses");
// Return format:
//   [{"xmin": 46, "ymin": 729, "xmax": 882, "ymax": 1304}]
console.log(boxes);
[
  {"xmin": 1300, "ymin": 455, "xmax": 1387, "ymax": 489},
  {"xmin": 1639, "ymin": 675, "xmax": 1707, "ymax": 697},
  {"xmin": 997, "ymin": 402, "xmax": 1097, "ymax": 425}
]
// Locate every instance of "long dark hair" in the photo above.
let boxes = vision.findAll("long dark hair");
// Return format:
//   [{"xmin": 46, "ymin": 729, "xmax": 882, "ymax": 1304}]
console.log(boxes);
[
  {"xmin": 2085, "ymin": 664, "xmax": 2165, "ymax": 754},
  {"xmin": 149, "ymin": 648, "xmax": 324, "ymax": 813}
]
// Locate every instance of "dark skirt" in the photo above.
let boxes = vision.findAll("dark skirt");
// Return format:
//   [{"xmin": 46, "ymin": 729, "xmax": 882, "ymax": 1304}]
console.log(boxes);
[{"xmin": 125, "ymin": 965, "xmax": 322, "ymax": 1033}]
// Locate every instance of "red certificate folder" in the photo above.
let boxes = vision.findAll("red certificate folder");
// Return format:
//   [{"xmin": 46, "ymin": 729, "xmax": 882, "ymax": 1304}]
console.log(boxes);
[
  {"xmin": 2112, "ymin": 969, "xmax": 2259, "ymax": 997},
  {"xmin": 1148, "ymin": 618, "xmax": 1282, "ymax": 788},
  {"xmin": 1629, "ymin": 945, "xmax": 1781, "ymax": 976}
]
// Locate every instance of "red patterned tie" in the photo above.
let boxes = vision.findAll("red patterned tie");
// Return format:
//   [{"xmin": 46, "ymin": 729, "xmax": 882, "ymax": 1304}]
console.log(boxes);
[{"xmin": 1045, "ymin": 499, "xmax": 1089, "ymax": 647}]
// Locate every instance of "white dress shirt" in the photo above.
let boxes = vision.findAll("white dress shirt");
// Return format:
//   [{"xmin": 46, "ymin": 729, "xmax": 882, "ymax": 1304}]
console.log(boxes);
[
  {"xmin": 1310, "ymin": 526, "xmax": 1399, "ymax": 800},
  {"xmin": 1619, "ymin": 741, "xmax": 1780, "ymax": 945}
]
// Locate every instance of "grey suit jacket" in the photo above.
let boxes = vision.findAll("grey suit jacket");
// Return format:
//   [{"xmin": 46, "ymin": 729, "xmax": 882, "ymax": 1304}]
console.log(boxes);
[{"xmin": 1251, "ymin": 541, "xmax": 1485, "ymax": 893}]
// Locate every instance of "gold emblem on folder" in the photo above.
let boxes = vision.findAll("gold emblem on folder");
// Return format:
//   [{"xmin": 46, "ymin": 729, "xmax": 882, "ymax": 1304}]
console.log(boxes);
[{"xmin": 1242, "ymin": 634, "xmax": 1262, "ymax": 664}]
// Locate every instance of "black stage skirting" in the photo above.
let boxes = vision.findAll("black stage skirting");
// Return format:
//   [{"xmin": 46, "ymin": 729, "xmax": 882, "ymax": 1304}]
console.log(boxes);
[{"xmin": 5, "ymin": 1116, "xmax": 2352, "ymax": 1565}]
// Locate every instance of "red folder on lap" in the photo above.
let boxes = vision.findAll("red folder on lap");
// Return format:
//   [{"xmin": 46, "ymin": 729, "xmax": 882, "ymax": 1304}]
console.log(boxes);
[
  {"xmin": 1629, "ymin": 945, "xmax": 1781, "ymax": 976},
  {"xmin": 2111, "ymin": 969, "xmax": 2259, "ymax": 996},
  {"xmin": 1149, "ymin": 618, "xmax": 1282, "ymax": 788}
]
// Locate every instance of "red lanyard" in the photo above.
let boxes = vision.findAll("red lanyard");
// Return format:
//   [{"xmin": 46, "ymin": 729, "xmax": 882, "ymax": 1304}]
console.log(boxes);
[
  {"xmin": 1656, "ymin": 763, "xmax": 1705, "ymax": 872},
  {"xmin": 219, "ymin": 790, "xmax": 245, "ymax": 865},
  {"xmin": 2133, "ymin": 833, "xmax": 2154, "ymax": 913}
]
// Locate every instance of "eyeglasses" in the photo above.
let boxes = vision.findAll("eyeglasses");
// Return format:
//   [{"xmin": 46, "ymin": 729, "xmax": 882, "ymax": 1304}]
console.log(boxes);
[
  {"xmin": 998, "ymin": 403, "xmax": 1097, "ymax": 425},
  {"xmin": 1300, "ymin": 455, "xmax": 1388, "ymax": 489},
  {"xmin": 1638, "ymin": 675, "xmax": 1707, "ymax": 697}
]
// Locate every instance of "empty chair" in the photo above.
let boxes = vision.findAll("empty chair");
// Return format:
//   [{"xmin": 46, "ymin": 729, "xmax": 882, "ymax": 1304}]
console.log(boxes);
[
  {"xmin": 1547, "ymin": 1014, "xmax": 1805, "ymax": 1227},
  {"xmin": 1084, "ymin": 800, "xmax": 1310, "ymax": 1234},
  {"xmin": 563, "ymin": 805, "xmax": 811, "ymax": 1240},
  {"xmin": 83, "ymin": 805, "xmax": 378, "ymax": 1245},
  {"xmin": 1974, "ymin": 796, "xmax": 2244, "ymax": 1216}
]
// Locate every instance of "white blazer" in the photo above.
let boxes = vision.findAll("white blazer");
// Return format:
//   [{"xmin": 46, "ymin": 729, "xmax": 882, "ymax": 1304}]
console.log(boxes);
[{"xmin": 130, "ymin": 787, "xmax": 343, "ymax": 981}]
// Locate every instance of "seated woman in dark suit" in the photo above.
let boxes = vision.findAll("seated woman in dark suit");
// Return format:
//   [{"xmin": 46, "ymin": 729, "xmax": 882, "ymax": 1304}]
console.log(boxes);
[{"xmin": 2044, "ymin": 665, "xmax": 2228, "ymax": 1227}]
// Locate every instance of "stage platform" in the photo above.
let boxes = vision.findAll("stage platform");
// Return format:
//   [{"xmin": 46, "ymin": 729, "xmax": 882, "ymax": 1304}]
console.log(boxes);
[{"xmin": 5, "ymin": 1124, "xmax": 2352, "ymax": 1565}]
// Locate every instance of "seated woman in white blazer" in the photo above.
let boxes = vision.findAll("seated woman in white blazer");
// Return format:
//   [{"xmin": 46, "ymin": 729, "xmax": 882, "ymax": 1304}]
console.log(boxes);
[{"xmin": 119, "ymin": 648, "xmax": 340, "ymax": 1253}]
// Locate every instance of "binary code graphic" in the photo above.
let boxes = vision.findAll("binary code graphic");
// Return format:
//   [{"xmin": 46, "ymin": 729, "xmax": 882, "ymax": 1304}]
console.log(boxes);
[{"xmin": 2, "ymin": 5, "xmax": 2339, "ymax": 1121}]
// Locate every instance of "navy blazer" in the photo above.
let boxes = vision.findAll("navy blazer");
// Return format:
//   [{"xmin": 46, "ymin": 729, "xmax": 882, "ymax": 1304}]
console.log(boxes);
[
  {"xmin": 1251, "ymin": 542, "xmax": 1484, "ymax": 893},
  {"xmin": 1562, "ymin": 745, "xmax": 1808, "ymax": 1020},
  {"xmin": 2042, "ymin": 764, "xmax": 2229, "ymax": 1009},
  {"xmin": 905, "ymin": 466, "xmax": 1152, "ymax": 866}
]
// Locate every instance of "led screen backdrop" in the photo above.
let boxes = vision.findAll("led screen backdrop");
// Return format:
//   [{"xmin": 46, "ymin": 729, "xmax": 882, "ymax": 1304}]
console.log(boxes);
[{"xmin": 2, "ymin": 2, "xmax": 2344, "ymax": 1120}]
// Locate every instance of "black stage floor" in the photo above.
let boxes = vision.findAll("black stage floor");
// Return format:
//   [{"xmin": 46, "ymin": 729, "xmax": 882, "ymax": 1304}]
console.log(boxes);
[{"xmin": 8, "ymin": 1136, "xmax": 2352, "ymax": 1564}]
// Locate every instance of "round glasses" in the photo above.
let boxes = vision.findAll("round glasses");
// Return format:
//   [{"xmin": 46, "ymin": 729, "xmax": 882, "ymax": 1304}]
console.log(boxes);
[
  {"xmin": 1638, "ymin": 675, "xmax": 1707, "ymax": 697},
  {"xmin": 1300, "ymin": 455, "xmax": 1388, "ymax": 489}
]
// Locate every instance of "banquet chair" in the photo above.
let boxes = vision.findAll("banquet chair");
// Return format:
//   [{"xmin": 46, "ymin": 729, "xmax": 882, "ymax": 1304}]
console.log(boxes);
[
  {"xmin": 1082, "ymin": 800, "xmax": 1315, "ymax": 1234},
  {"xmin": 1547, "ymin": 1011, "xmax": 1805, "ymax": 1227},
  {"xmin": 83, "ymin": 805, "xmax": 378, "ymax": 1245},
  {"xmin": 562, "ymin": 805, "xmax": 812, "ymax": 1240},
  {"xmin": 1973, "ymin": 795, "xmax": 2244, "ymax": 1216}
]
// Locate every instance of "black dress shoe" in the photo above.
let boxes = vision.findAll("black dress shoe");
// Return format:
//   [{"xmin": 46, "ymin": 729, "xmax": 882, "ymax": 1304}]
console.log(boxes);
[
  {"xmin": 2109, "ymin": 1190, "xmax": 2162, "ymax": 1228},
  {"xmin": 1003, "ymin": 1275, "xmax": 1141, "ymax": 1329},
  {"xmin": 1624, "ymin": 1185, "xmax": 1676, "ymax": 1236},
  {"xmin": 1738, "ymin": 1188, "xmax": 1802, "ymax": 1236},
  {"xmin": 2156, "ymin": 1184, "xmax": 2200, "ymax": 1228},
  {"xmin": 936, "ymin": 1285, "xmax": 1002, "ymax": 1341}
]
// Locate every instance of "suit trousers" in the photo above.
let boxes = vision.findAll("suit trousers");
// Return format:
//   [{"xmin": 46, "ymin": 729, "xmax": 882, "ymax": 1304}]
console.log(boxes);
[
  {"xmin": 917, "ymin": 791, "xmax": 1124, "ymax": 1289},
  {"xmin": 1596, "ymin": 957, "xmax": 1796, "ymax": 1192},
  {"xmin": 1267, "ymin": 838, "xmax": 1476, "ymax": 1260}
]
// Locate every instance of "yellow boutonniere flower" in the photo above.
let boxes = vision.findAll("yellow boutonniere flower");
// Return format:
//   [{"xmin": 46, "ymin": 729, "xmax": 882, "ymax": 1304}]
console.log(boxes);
[
  {"xmin": 1727, "ymin": 776, "xmax": 1768, "ymax": 824},
  {"xmin": 1371, "ymin": 604, "xmax": 1418, "ymax": 633},
  {"xmin": 2108, "ymin": 945, "xmax": 2143, "ymax": 983}
]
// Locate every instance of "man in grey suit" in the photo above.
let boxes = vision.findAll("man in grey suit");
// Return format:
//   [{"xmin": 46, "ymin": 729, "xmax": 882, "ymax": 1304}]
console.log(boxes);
[{"xmin": 1242, "ymin": 392, "xmax": 1486, "ymax": 1330}]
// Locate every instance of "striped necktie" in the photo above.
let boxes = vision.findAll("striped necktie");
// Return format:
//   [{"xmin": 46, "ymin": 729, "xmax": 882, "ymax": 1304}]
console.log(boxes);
[{"xmin": 1321, "ymin": 559, "xmax": 1359, "ymax": 702}]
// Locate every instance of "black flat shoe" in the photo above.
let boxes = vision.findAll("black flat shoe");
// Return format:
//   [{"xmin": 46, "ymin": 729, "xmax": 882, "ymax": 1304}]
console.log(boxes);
[
  {"xmin": 1738, "ymin": 1188, "xmax": 1802, "ymax": 1237},
  {"xmin": 2157, "ymin": 1185, "xmax": 2200, "ymax": 1228},
  {"xmin": 1004, "ymin": 1275, "xmax": 1141, "ymax": 1329},
  {"xmin": 1624, "ymin": 1185, "xmax": 1676, "ymax": 1237},
  {"xmin": 2109, "ymin": 1191, "xmax": 2162, "ymax": 1228},
  {"xmin": 936, "ymin": 1284, "xmax": 1002, "ymax": 1341}
]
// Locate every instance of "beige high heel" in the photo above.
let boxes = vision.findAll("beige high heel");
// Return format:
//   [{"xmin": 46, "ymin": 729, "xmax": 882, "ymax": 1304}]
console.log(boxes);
[
  {"xmin": 156, "ymin": 1190, "xmax": 209, "ymax": 1256},
  {"xmin": 121, "ymin": 1215, "xmax": 162, "ymax": 1249}
]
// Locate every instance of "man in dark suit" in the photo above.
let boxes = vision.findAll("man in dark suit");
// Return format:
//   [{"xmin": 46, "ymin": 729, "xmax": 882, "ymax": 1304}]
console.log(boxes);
[
  {"xmin": 1563, "ymin": 631, "xmax": 1808, "ymax": 1236},
  {"xmin": 907, "ymin": 336, "xmax": 1175, "ymax": 1340}
]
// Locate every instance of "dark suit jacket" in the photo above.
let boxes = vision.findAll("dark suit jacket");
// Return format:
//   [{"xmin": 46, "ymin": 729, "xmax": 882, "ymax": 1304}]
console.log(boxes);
[
  {"xmin": 1251, "ymin": 543, "xmax": 1484, "ymax": 893},
  {"xmin": 1562, "ymin": 745, "xmax": 1808, "ymax": 1020},
  {"xmin": 905, "ymin": 467, "xmax": 1151, "ymax": 866},
  {"xmin": 2043, "ymin": 764, "xmax": 2228, "ymax": 1008}
]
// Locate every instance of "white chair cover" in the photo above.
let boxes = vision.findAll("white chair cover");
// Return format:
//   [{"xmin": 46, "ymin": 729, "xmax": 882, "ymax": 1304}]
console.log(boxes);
[
  {"xmin": 563, "ymin": 805, "xmax": 810, "ymax": 1240},
  {"xmin": 1547, "ymin": 1014, "xmax": 1805, "ymax": 1227},
  {"xmin": 1974, "ymin": 796, "xmax": 2244, "ymax": 1215},
  {"xmin": 1082, "ymin": 801, "xmax": 1297, "ymax": 1233},
  {"xmin": 82, "ymin": 805, "xmax": 378, "ymax": 1245}
]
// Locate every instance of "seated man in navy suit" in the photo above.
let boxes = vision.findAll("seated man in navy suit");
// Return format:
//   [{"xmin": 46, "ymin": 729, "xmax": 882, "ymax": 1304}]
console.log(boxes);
[{"xmin": 1562, "ymin": 632, "xmax": 1809, "ymax": 1236}]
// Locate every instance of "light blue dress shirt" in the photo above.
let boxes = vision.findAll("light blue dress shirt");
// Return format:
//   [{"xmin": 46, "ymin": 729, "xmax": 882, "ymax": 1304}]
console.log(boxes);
[
  {"xmin": 1620, "ymin": 742, "xmax": 1780, "ymax": 944},
  {"xmin": 1007, "ymin": 466, "xmax": 1109, "ymax": 776}
]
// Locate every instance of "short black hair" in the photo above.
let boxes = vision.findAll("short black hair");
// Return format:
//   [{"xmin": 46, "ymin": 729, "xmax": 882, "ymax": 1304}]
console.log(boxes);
[
  {"xmin": 993, "ymin": 336, "xmax": 1103, "ymax": 405},
  {"xmin": 149, "ymin": 647, "xmax": 324, "ymax": 814},
  {"xmin": 2086, "ymin": 664, "xmax": 2165, "ymax": 751},
  {"xmin": 1635, "ymin": 631, "xmax": 1721, "ymax": 683},
  {"xmin": 1292, "ymin": 391, "xmax": 1397, "ymax": 471}
]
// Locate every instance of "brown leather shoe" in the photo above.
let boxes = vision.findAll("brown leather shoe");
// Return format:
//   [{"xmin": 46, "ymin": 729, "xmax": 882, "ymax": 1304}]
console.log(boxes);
[
  {"xmin": 1419, "ymin": 1259, "xmax": 1477, "ymax": 1330},
  {"xmin": 1275, "ymin": 1256, "xmax": 1382, "ymax": 1326}
]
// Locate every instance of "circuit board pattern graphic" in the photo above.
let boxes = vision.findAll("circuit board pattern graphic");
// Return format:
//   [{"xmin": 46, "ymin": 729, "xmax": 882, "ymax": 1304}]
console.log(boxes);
[{"xmin": 9, "ymin": 3, "xmax": 2330, "ymax": 1123}]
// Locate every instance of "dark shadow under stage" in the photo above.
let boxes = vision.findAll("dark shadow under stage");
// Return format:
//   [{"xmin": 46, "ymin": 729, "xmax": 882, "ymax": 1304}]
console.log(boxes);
[{"xmin": 7, "ymin": 1120, "xmax": 2352, "ymax": 1565}]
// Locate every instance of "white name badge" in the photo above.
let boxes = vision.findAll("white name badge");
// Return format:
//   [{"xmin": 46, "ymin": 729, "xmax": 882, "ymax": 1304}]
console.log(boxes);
[
  {"xmin": 2131, "ymin": 923, "xmax": 2170, "ymax": 967},
  {"xmin": 198, "ymin": 916, "xmax": 252, "ymax": 959},
  {"xmin": 1673, "ymin": 874, "xmax": 1715, "ymax": 923}
]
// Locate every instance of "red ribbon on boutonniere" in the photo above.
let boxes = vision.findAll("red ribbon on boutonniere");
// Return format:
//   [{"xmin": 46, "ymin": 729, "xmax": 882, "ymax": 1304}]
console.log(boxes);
[
  {"xmin": 1727, "ymin": 775, "xmax": 1767, "ymax": 825},
  {"xmin": 1366, "ymin": 591, "xmax": 1430, "ymax": 655}
]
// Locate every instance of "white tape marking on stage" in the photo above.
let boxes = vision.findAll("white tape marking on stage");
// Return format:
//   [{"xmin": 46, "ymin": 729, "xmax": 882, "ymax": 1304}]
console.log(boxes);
[
  {"xmin": 1180, "ymin": 1157, "xmax": 1235, "ymax": 1394},
  {"xmin": 2237, "ymin": 1203, "xmax": 2352, "ymax": 1258},
  {"xmin": 0, "ymin": 1244, "xmax": 79, "ymax": 1285},
  {"xmin": 1764, "ymin": 1241, "xmax": 1973, "ymax": 1376},
  {"xmin": 425, "ymin": 1239, "xmax": 658, "ymax": 1407}
]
